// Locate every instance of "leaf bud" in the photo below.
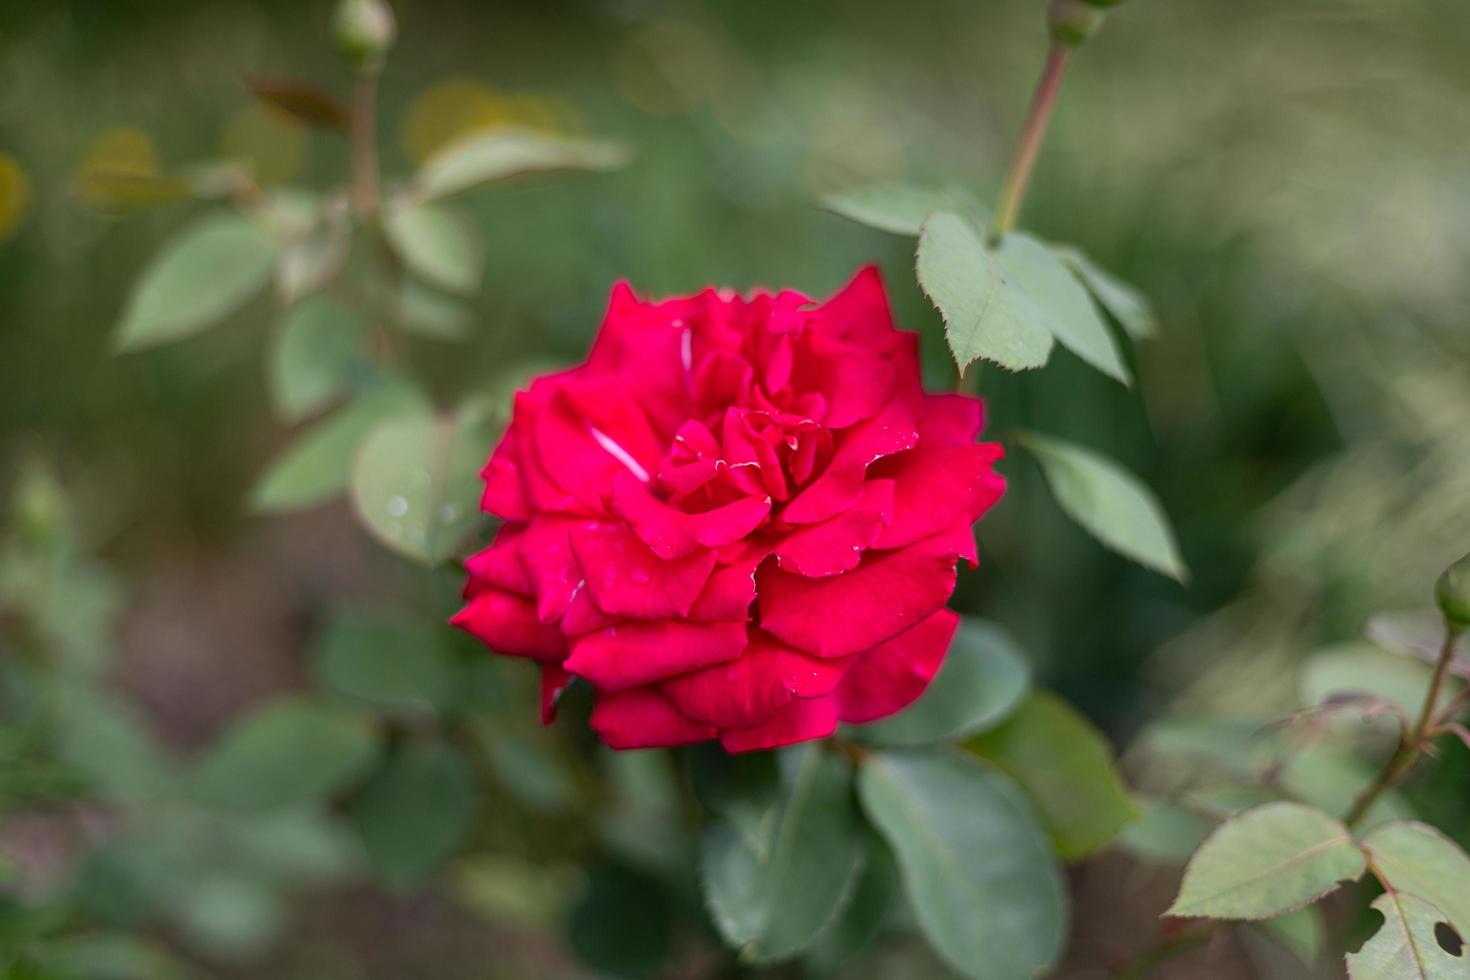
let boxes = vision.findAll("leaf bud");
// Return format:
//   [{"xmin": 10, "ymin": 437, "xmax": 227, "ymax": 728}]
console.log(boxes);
[
  {"xmin": 1048, "ymin": 0, "xmax": 1107, "ymax": 47},
  {"xmin": 334, "ymin": 0, "xmax": 396, "ymax": 73},
  {"xmin": 1436, "ymin": 551, "xmax": 1470, "ymax": 634}
]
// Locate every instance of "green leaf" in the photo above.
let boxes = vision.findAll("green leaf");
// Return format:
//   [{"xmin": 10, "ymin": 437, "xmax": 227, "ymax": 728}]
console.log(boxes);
[
  {"xmin": 1117, "ymin": 796, "xmax": 1217, "ymax": 865},
  {"xmin": 1278, "ymin": 740, "xmax": 1415, "ymax": 830},
  {"xmin": 857, "ymin": 749, "xmax": 1067, "ymax": 980},
  {"xmin": 1052, "ymin": 244, "xmax": 1158, "ymax": 339},
  {"xmin": 855, "ymin": 617, "xmax": 1030, "ymax": 747},
  {"xmin": 267, "ymin": 295, "xmax": 367, "ymax": 421},
  {"xmin": 416, "ymin": 128, "xmax": 632, "ymax": 201},
  {"xmin": 168, "ymin": 872, "xmax": 283, "ymax": 958},
  {"xmin": 397, "ymin": 280, "xmax": 474, "ymax": 340},
  {"xmin": 1361, "ymin": 821, "xmax": 1470, "ymax": 940},
  {"xmin": 1016, "ymin": 430, "xmax": 1187, "ymax": 581},
  {"xmin": 702, "ymin": 822, "xmax": 766, "ymax": 951},
  {"xmin": 348, "ymin": 400, "xmax": 494, "ymax": 564},
  {"xmin": 273, "ymin": 199, "xmax": 350, "ymax": 304},
  {"xmin": 475, "ymin": 727, "xmax": 575, "ymax": 814},
  {"xmin": 114, "ymin": 212, "xmax": 277, "ymax": 351},
  {"xmin": 250, "ymin": 376, "xmax": 430, "ymax": 513},
  {"xmin": 968, "ymin": 691, "xmax": 1139, "ymax": 860},
  {"xmin": 1254, "ymin": 904, "xmax": 1325, "ymax": 966},
  {"xmin": 997, "ymin": 233, "xmax": 1130, "ymax": 384},
  {"xmin": 1300, "ymin": 644, "xmax": 1454, "ymax": 720},
  {"xmin": 190, "ymin": 697, "xmax": 377, "ymax": 810},
  {"xmin": 916, "ymin": 210, "xmax": 1053, "ymax": 374},
  {"xmin": 689, "ymin": 744, "xmax": 781, "ymax": 859},
  {"xmin": 1167, "ymin": 802, "xmax": 1365, "ymax": 920},
  {"xmin": 700, "ymin": 744, "xmax": 866, "ymax": 963},
  {"xmin": 819, "ymin": 182, "xmax": 987, "ymax": 236},
  {"xmin": 311, "ymin": 610, "xmax": 457, "ymax": 712},
  {"xmin": 351, "ymin": 741, "xmax": 478, "ymax": 889},
  {"xmin": 383, "ymin": 200, "xmax": 484, "ymax": 296},
  {"xmin": 53, "ymin": 689, "xmax": 171, "ymax": 803},
  {"xmin": 1347, "ymin": 892, "xmax": 1470, "ymax": 980},
  {"xmin": 568, "ymin": 863, "xmax": 673, "ymax": 979},
  {"xmin": 805, "ymin": 838, "xmax": 899, "ymax": 973},
  {"xmin": 1365, "ymin": 610, "xmax": 1470, "ymax": 672}
]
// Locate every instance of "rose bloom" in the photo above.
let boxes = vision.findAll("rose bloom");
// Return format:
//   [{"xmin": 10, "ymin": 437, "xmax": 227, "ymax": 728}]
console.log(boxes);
[{"xmin": 453, "ymin": 268, "xmax": 1004, "ymax": 752}]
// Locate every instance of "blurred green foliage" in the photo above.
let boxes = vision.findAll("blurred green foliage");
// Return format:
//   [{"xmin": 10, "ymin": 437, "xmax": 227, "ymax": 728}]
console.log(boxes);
[{"xmin": 3, "ymin": 0, "xmax": 1470, "ymax": 977}]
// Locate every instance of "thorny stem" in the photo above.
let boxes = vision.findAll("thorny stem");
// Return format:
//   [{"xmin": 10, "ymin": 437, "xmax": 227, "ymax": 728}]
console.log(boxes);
[
  {"xmin": 989, "ymin": 45, "xmax": 1071, "ymax": 245},
  {"xmin": 1344, "ymin": 625, "xmax": 1462, "ymax": 829}
]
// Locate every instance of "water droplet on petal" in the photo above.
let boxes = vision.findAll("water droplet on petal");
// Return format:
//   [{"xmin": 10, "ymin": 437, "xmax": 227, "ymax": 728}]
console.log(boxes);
[{"xmin": 386, "ymin": 496, "xmax": 409, "ymax": 517}]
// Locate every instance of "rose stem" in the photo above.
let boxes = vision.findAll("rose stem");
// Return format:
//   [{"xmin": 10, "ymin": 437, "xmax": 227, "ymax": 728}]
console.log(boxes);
[
  {"xmin": 1344, "ymin": 623, "xmax": 1462, "ymax": 828},
  {"xmin": 989, "ymin": 45, "xmax": 1071, "ymax": 245}
]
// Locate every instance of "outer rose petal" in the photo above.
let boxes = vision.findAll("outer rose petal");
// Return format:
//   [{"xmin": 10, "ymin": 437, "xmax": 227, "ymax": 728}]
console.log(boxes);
[
  {"xmin": 809, "ymin": 265, "xmax": 896, "ymax": 345},
  {"xmin": 659, "ymin": 633, "xmax": 847, "ymax": 729},
  {"xmin": 451, "ymin": 590, "xmax": 566, "ymax": 660},
  {"xmin": 720, "ymin": 695, "xmax": 839, "ymax": 753},
  {"xmin": 757, "ymin": 537, "xmax": 958, "ymax": 657},
  {"xmin": 518, "ymin": 519, "xmax": 584, "ymax": 623},
  {"xmin": 561, "ymin": 586, "xmax": 620, "ymax": 636},
  {"xmin": 914, "ymin": 393, "xmax": 984, "ymax": 446},
  {"xmin": 480, "ymin": 435, "xmax": 530, "ymax": 520},
  {"xmin": 834, "ymin": 608, "xmax": 959, "ymax": 724},
  {"xmin": 535, "ymin": 386, "xmax": 635, "ymax": 507},
  {"xmin": 591, "ymin": 687, "xmax": 716, "ymax": 749},
  {"xmin": 782, "ymin": 399, "xmax": 918, "ymax": 525},
  {"xmin": 570, "ymin": 523, "xmax": 716, "ymax": 619},
  {"xmin": 565, "ymin": 621, "xmax": 747, "ymax": 690},
  {"xmin": 871, "ymin": 445, "xmax": 1005, "ymax": 550},
  {"xmin": 464, "ymin": 526, "xmax": 534, "ymax": 596},
  {"xmin": 774, "ymin": 479, "xmax": 894, "ymax": 577}
]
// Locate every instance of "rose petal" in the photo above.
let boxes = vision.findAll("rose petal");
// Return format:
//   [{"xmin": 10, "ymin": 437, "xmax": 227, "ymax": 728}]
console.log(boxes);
[
  {"xmin": 914, "ymin": 393, "xmax": 985, "ymax": 445},
  {"xmin": 794, "ymin": 332, "xmax": 895, "ymax": 429},
  {"xmin": 757, "ymin": 537, "xmax": 958, "ymax": 657},
  {"xmin": 719, "ymin": 695, "xmax": 839, "ymax": 753},
  {"xmin": 774, "ymin": 479, "xmax": 894, "ymax": 577},
  {"xmin": 571, "ymin": 523, "xmax": 716, "ymax": 619},
  {"xmin": 480, "ymin": 434, "xmax": 530, "ymax": 520},
  {"xmin": 782, "ymin": 399, "xmax": 917, "ymax": 525},
  {"xmin": 541, "ymin": 663, "xmax": 573, "ymax": 724},
  {"xmin": 809, "ymin": 265, "xmax": 896, "ymax": 345},
  {"xmin": 590, "ymin": 687, "xmax": 716, "ymax": 749},
  {"xmin": 451, "ymin": 590, "xmax": 567, "ymax": 661},
  {"xmin": 834, "ymin": 608, "xmax": 959, "ymax": 724},
  {"xmin": 613, "ymin": 470, "xmax": 770, "ymax": 559},
  {"xmin": 561, "ymin": 585, "xmax": 619, "ymax": 636},
  {"xmin": 871, "ymin": 445, "xmax": 1004, "ymax": 550},
  {"xmin": 660, "ymin": 632, "xmax": 846, "ymax": 728},
  {"xmin": 688, "ymin": 551, "xmax": 765, "ymax": 622},
  {"xmin": 464, "ymin": 525, "xmax": 534, "ymax": 597},
  {"xmin": 518, "ymin": 519, "xmax": 585, "ymax": 623},
  {"xmin": 535, "ymin": 385, "xmax": 636, "ymax": 507},
  {"xmin": 565, "ymin": 620, "xmax": 748, "ymax": 690}
]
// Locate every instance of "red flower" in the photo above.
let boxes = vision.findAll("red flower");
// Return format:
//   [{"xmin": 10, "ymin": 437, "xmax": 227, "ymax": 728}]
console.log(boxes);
[{"xmin": 453, "ymin": 268, "xmax": 1005, "ymax": 752}]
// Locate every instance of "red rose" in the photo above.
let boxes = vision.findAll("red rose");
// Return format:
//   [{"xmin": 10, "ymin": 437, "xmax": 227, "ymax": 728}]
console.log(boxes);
[{"xmin": 453, "ymin": 268, "xmax": 1004, "ymax": 752}]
